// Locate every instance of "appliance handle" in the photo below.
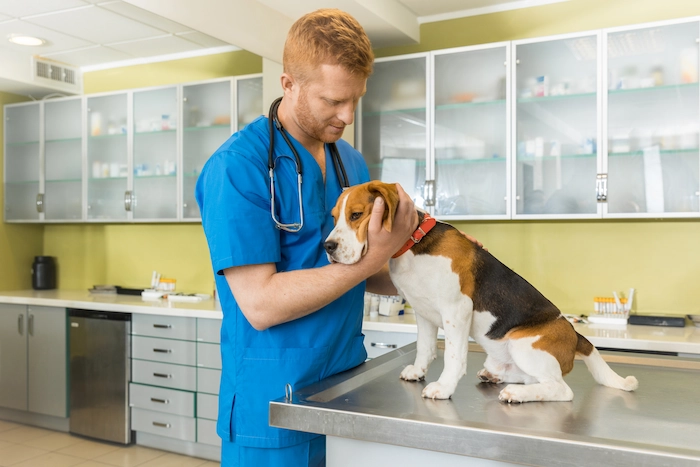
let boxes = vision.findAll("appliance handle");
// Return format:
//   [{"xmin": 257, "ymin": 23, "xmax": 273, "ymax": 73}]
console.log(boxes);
[
  {"xmin": 150, "ymin": 397, "xmax": 169, "ymax": 404},
  {"xmin": 152, "ymin": 422, "xmax": 171, "ymax": 428},
  {"xmin": 28, "ymin": 314, "xmax": 34, "ymax": 336},
  {"xmin": 18, "ymin": 314, "xmax": 24, "ymax": 335}
]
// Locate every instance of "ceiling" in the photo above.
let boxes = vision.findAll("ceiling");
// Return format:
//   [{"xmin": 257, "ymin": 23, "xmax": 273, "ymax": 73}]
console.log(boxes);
[{"xmin": 0, "ymin": 0, "xmax": 568, "ymax": 97}]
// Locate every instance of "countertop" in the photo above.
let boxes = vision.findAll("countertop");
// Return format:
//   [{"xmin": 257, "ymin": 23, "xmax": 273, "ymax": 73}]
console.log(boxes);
[
  {"xmin": 270, "ymin": 343, "xmax": 700, "ymax": 467},
  {"xmin": 1, "ymin": 291, "xmax": 700, "ymax": 354}
]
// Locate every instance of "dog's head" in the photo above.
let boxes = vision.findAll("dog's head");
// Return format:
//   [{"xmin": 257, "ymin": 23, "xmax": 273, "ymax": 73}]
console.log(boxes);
[{"xmin": 324, "ymin": 181, "xmax": 399, "ymax": 265}]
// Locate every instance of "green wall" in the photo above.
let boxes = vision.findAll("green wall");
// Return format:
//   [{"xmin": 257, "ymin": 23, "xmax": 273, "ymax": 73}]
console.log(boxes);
[
  {"xmin": 11, "ymin": 3, "xmax": 700, "ymax": 315},
  {"xmin": 0, "ymin": 91, "xmax": 44, "ymax": 291}
]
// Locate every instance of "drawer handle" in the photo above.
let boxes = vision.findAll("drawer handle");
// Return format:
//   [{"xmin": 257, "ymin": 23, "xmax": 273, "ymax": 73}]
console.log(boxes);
[
  {"xmin": 153, "ymin": 372, "xmax": 172, "ymax": 379},
  {"xmin": 153, "ymin": 324, "xmax": 172, "ymax": 329},
  {"xmin": 152, "ymin": 422, "xmax": 171, "ymax": 428},
  {"xmin": 153, "ymin": 348, "xmax": 172, "ymax": 353},
  {"xmin": 150, "ymin": 397, "xmax": 170, "ymax": 404},
  {"xmin": 371, "ymin": 342, "xmax": 397, "ymax": 349}
]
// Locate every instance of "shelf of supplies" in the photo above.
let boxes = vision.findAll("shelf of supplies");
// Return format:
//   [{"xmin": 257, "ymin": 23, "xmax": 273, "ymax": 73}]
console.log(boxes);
[
  {"xmin": 183, "ymin": 124, "xmax": 230, "ymax": 132},
  {"xmin": 518, "ymin": 153, "xmax": 596, "ymax": 162},
  {"xmin": 608, "ymin": 148, "xmax": 699, "ymax": 157},
  {"xmin": 5, "ymin": 140, "xmax": 39, "ymax": 147},
  {"xmin": 89, "ymin": 133, "xmax": 127, "ymax": 140},
  {"xmin": 88, "ymin": 176, "xmax": 127, "ymax": 181},
  {"xmin": 608, "ymin": 82, "xmax": 698, "ymax": 96},
  {"xmin": 46, "ymin": 137, "xmax": 81, "ymax": 144},
  {"xmin": 435, "ymin": 99, "xmax": 506, "ymax": 111},
  {"xmin": 135, "ymin": 129, "xmax": 177, "ymax": 135},
  {"xmin": 46, "ymin": 178, "xmax": 82, "ymax": 183},
  {"xmin": 517, "ymin": 92, "xmax": 596, "ymax": 104},
  {"xmin": 134, "ymin": 174, "xmax": 177, "ymax": 179}
]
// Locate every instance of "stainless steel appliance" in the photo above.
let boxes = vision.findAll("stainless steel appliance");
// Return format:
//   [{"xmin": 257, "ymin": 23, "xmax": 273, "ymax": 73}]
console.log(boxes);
[{"xmin": 69, "ymin": 309, "xmax": 132, "ymax": 444}]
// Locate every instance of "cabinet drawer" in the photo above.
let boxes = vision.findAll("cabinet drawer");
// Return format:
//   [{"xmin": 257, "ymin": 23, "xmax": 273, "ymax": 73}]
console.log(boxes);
[
  {"xmin": 363, "ymin": 330, "xmax": 416, "ymax": 359},
  {"xmin": 129, "ymin": 383, "xmax": 194, "ymax": 417},
  {"xmin": 197, "ymin": 318, "xmax": 221, "ymax": 344},
  {"xmin": 197, "ymin": 368, "xmax": 221, "ymax": 395},
  {"xmin": 196, "ymin": 393, "xmax": 218, "ymax": 420},
  {"xmin": 197, "ymin": 418, "xmax": 221, "ymax": 447},
  {"xmin": 131, "ymin": 407, "xmax": 195, "ymax": 442},
  {"xmin": 197, "ymin": 342, "xmax": 221, "ymax": 369},
  {"xmin": 133, "ymin": 336, "xmax": 196, "ymax": 366},
  {"xmin": 132, "ymin": 314, "xmax": 196, "ymax": 340},
  {"xmin": 132, "ymin": 360, "xmax": 196, "ymax": 392}
]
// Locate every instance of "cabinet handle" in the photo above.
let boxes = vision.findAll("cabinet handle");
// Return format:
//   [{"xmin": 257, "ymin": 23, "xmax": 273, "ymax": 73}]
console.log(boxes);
[
  {"xmin": 35, "ymin": 194, "xmax": 44, "ymax": 213},
  {"xmin": 124, "ymin": 190, "xmax": 133, "ymax": 211},
  {"xmin": 371, "ymin": 342, "xmax": 397, "ymax": 349},
  {"xmin": 18, "ymin": 314, "xmax": 24, "ymax": 336},
  {"xmin": 150, "ymin": 397, "xmax": 170, "ymax": 404},
  {"xmin": 28, "ymin": 314, "xmax": 34, "ymax": 336},
  {"xmin": 152, "ymin": 422, "xmax": 171, "ymax": 428},
  {"xmin": 423, "ymin": 180, "xmax": 435, "ymax": 207},
  {"xmin": 153, "ymin": 348, "xmax": 172, "ymax": 353},
  {"xmin": 596, "ymin": 174, "xmax": 608, "ymax": 202},
  {"xmin": 153, "ymin": 324, "xmax": 172, "ymax": 329},
  {"xmin": 153, "ymin": 372, "xmax": 172, "ymax": 379}
]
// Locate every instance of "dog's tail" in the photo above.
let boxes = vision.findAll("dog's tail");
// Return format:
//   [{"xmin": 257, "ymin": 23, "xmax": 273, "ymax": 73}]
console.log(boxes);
[{"xmin": 576, "ymin": 333, "xmax": 638, "ymax": 391}]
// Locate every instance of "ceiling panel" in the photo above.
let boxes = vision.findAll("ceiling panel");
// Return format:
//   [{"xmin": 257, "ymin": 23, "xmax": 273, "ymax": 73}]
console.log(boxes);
[
  {"xmin": 176, "ymin": 31, "xmax": 229, "ymax": 48},
  {"xmin": 0, "ymin": 0, "xmax": 87, "ymax": 18},
  {"xmin": 26, "ymin": 5, "xmax": 167, "ymax": 44},
  {"xmin": 42, "ymin": 44, "xmax": 133, "ymax": 66},
  {"xmin": 109, "ymin": 34, "xmax": 200, "ymax": 57},
  {"xmin": 0, "ymin": 19, "xmax": 92, "ymax": 52},
  {"xmin": 0, "ymin": 13, "xmax": 11, "ymax": 21},
  {"xmin": 398, "ymin": 0, "xmax": 524, "ymax": 17},
  {"xmin": 99, "ymin": 1, "xmax": 192, "ymax": 34}
]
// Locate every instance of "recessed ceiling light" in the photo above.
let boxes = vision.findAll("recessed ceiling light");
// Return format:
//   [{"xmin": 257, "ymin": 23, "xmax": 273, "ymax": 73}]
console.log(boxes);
[{"xmin": 8, "ymin": 34, "xmax": 46, "ymax": 46}]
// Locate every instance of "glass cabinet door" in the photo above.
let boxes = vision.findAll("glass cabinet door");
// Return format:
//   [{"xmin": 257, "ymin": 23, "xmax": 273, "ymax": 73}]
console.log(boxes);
[
  {"xmin": 133, "ymin": 86, "xmax": 178, "ymax": 220},
  {"xmin": 360, "ymin": 55, "xmax": 428, "ymax": 208},
  {"xmin": 86, "ymin": 93, "xmax": 128, "ymax": 220},
  {"xmin": 44, "ymin": 98, "xmax": 82, "ymax": 221},
  {"xmin": 606, "ymin": 20, "xmax": 700, "ymax": 216},
  {"xmin": 514, "ymin": 34, "xmax": 600, "ymax": 217},
  {"xmin": 4, "ymin": 103, "xmax": 41, "ymax": 221},
  {"xmin": 182, "ymin": 79, "xmax": 232, "ymax": 220},
  {"xmin": 236, "ymin": 76, "xmax": 263, "ymax": 132},
  {"xmin": 433, "ymin": 45, "xmax": 509, "ymax": 218}
]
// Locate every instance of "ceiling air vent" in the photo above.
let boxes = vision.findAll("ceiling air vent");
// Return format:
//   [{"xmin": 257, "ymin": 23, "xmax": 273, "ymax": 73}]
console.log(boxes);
[{"xmin": 31, "ymin": 57, "xmax": 82, "ymax": 94}]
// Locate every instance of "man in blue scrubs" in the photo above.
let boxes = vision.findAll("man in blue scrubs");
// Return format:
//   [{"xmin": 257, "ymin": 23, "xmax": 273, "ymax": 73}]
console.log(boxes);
[{"xmin": 196, "ymin": 9, "xmax": 419, "ymax": 466}]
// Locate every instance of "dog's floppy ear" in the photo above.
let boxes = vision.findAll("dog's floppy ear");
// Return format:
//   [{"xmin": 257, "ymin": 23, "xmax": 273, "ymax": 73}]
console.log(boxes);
[{"xmin": 367, "ymin": 181, "xmax": 399, "ymax": 232}]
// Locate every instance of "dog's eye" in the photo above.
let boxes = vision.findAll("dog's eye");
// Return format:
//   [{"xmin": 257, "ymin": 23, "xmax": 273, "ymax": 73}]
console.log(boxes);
[{"xmin": 350, "ymin": 212, "xmax": 363, "ymax": 221}]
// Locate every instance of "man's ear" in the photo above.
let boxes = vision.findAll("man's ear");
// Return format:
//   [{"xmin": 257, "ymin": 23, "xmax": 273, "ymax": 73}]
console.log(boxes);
[{"xmin": 367, "ymin": 181, "xmax": 399, "ymax": 232}]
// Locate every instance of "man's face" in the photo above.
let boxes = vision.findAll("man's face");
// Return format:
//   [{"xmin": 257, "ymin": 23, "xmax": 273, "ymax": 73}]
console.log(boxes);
[{"xmin": 291, "ymin": 64, "xmax": 367, "ymax": 144}]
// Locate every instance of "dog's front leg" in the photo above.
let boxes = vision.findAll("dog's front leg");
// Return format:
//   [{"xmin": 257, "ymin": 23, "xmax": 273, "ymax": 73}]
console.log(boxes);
[
  {"xmin": 422, "ymin": 304, "xmax": 472, "ymax": 400},
  {"xmin": 400, "ymin": 313, "xmax": 438, "ymax": 382}
]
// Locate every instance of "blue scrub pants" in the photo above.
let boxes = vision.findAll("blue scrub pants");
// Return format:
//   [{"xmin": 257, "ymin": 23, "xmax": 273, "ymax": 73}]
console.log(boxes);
[{"xmin": 221, "ymin": 435, "xmax": 325, "ymax": 466}]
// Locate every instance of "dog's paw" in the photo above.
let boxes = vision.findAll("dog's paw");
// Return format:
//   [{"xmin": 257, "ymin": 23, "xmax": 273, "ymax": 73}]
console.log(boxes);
[
  {"xmin": 421, "ymin": 381, "xmax": 453, "ymax": 400},
  {"xmin": 498, "ymin": 385, "xmax": 525, "ymax": 403},
  {"xmin": 400, "ymin": 365, "xmax": 425, "ymax": 381},
  {"xmin": 477, "ymin": 368, "xmax": 501, "ymax": 383}
]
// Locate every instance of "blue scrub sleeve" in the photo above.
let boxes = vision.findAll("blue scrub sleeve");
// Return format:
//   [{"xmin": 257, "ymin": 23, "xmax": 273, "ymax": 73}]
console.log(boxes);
[{"xmin": 197, "ymin": 150, "xmax": 280, "ymax": 274}]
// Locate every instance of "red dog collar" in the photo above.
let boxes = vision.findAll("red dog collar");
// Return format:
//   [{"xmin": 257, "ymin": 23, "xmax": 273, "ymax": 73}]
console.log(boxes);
[{"xmin": 392, "ymin": 213, "xmax": 437, "ymax": 258}]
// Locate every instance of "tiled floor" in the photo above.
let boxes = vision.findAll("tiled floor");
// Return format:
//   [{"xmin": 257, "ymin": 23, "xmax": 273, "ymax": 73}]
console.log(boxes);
[{"xmin": 0, "ymin": 420, "xmax": 219, "ymax": 467}]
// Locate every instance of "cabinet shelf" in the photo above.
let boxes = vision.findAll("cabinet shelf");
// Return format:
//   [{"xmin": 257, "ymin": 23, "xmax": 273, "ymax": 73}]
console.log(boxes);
[
  {"xmin": 5, "ymin": 180, "xmax": 39, "ymax": 185},
  {"xmin": 183, "ymin": 124, "xmax": 230, "ymax": 132},
  {"xmin": 47, "ymin": 178, "xmax": 82, "ymax": 183},
  {"xmin": 46, "ymin": 137, "xmax": 81, "ymax": 144},
  {"xmin": 517, "ymin": 92, "xmax": 596, "ymax": 104},
  {"xmin": 518, "ymin": 153, "xmax": 596, "ymax": 162},
  {"xmin": 89, "ymin": 133, "xmax": 127, "ymax": 140},
  {"xmin": 135, "ymin": 129, "xmax": 177, "ymax": 135},
  {"xmin": 608, "ymin": 82, "xmax": 698, "ymax": 96},
  {"xmin": 88, "ymin": 176, "xmax": 127, "ymax": 181},
  {"xmin": 134, "ymin": 174, "xmax": 177, "ymax": 179},
  {"xmin": 608, "ymin": 148, "xmax": 699, "ymax": 157},
  {"xmin": 6, "ymin": 140, "xmax": 39, "ymax": 147},
  {"xmin": 436, "ymin": 99, "xmax": 506, "ymax": 111}
]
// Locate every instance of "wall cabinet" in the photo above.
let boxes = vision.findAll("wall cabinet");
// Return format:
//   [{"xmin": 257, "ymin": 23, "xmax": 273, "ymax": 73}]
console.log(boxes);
[
  {"xmin": 4, "ymin": 75, "xmax": 262, "ymax": 223},
  {"xmin": 361, "ymin": 17, "xmax": 700, "ymax": 220},
  {"xmin": 0, "ymin": 304, "xmax": 67, "ymax": 418}
]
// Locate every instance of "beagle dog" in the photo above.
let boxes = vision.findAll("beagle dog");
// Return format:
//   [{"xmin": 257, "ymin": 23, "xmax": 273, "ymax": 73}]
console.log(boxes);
[{"xmin": 324, "ymin": 181, "xmax": 638, "ymax": 402}]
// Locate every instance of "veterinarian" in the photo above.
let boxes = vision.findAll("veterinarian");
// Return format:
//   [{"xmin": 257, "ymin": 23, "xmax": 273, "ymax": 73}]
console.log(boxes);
[{"xmin": 195, "ymin": 9, "xmax": 420, "ymax": 466}]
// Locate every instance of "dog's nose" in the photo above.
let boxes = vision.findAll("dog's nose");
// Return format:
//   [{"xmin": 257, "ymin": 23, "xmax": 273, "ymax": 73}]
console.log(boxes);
[{"xmin": 324, "ymin": 241, "xmax": 338, "ymax": 254}]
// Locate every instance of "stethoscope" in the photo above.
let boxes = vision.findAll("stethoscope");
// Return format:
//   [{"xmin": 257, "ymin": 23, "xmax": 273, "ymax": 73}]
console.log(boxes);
[{"xmin": 268, "ymin": 97, "xmax": 350, "ymax": 232}]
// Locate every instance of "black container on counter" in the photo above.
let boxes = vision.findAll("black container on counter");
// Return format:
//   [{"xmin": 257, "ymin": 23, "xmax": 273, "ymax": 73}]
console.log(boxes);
[{"xmin": 32, "ymin": 256, "xmax": 57, "ymax": 290}]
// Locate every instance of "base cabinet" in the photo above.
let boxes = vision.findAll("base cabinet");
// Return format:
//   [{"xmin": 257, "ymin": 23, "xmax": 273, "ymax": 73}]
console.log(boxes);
[
  {"xmin": 130, "ymin": 315, "xmax": 222, "ymax": 458},
  {"xmin": 0, "ymin": 304, "xmax": 67, "ymax": 418}
]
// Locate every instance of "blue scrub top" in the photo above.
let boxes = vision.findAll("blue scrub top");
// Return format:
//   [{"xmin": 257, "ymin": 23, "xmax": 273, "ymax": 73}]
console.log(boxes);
[{"xmin": 195, "ymin": 116, "xmax": 370, "ymax": 449}]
